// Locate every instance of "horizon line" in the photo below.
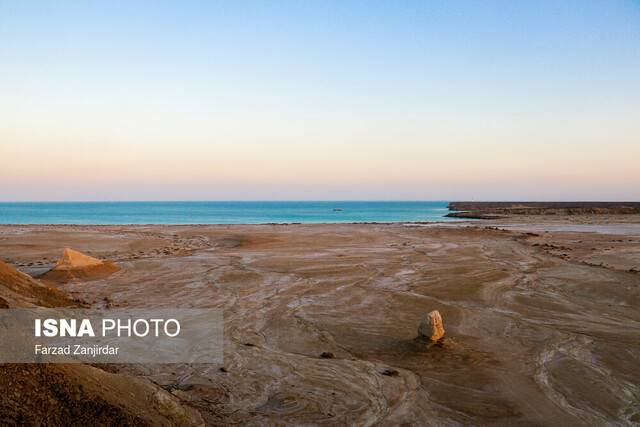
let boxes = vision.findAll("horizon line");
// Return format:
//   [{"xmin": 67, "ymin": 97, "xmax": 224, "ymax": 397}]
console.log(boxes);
[{"xmin": 1, "ymin": 199, "xmax": 639, "ymax": 203}]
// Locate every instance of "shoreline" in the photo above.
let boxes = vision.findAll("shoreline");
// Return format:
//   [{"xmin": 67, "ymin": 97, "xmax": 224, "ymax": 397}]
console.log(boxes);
[
  {"xmin": 0, "ymin": 220, "xmax": 468, "ymax": 226},
  {"xmin": 1, "ymin": 213, "xmax": 638, "ymax": 229}
]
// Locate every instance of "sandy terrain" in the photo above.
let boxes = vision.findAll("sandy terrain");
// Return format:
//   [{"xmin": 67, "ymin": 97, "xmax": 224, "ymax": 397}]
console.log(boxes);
[{"xmin": 1, "ymin": 218, "xmax": 639, "ymax": 425}]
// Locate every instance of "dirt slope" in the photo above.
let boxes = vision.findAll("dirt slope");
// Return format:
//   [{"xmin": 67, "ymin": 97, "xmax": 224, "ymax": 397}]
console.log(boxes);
[{"xmin": 0, "ymin": 261, "xmax": 203, "ymax": 427}]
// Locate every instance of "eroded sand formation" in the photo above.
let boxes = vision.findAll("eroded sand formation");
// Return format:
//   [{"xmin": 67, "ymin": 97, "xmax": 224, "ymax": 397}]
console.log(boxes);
[
  {"xmin": 0, "ymin": 260, "xmax": 77, "ymax": 308},
  {"xmin": 1, "ymin": 218, "xmax": 639, "ymax": 425},
  {"xmin": 39, "ymin": 247, "xmax": 120, "ymax": 283},
  {"xmin": 0, "ymin": 260, "xmax": 203, "ymax": 426}
]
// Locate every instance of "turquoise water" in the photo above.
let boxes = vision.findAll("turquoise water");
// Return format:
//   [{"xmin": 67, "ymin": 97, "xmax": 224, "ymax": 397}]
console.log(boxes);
[{"xmin": 0, "ymin": 201, "xmax": 460, "ymax": 224}]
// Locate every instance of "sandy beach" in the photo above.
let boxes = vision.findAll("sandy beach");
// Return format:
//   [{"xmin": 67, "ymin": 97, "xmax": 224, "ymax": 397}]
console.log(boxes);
[{"xmin": 1, "ymin": 216, "xmax": 639, "ymax": 425}]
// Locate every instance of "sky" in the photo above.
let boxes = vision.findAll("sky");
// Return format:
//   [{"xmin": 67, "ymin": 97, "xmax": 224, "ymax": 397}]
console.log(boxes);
[{"xmin": 1, "ymin": 0, "xmax": 639, "ymax": 201}]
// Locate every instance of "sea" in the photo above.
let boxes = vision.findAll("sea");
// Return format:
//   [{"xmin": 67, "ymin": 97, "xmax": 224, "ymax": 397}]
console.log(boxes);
[{"xmin": 0, "ymin": 201, "xmax": 463, "ymax": 225}]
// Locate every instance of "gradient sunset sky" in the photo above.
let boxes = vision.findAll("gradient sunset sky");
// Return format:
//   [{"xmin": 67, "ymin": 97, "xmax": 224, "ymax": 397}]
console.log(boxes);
[{"xmin": 1, "ymin": 1, "xmax": 639, "ymax": 201}]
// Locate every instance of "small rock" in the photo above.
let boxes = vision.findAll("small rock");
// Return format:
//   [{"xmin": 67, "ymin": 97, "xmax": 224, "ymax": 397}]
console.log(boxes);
[
  {"xmin": 418, "ymin": 310, "xmax": 445, "ymax": 342},
  {"xmin": 380, "ymin": 368, "xmax": 399, "ymax": 377},
  {"xmin": 320, "ymin": 352, "xmax": 335, "ymax": 359}
]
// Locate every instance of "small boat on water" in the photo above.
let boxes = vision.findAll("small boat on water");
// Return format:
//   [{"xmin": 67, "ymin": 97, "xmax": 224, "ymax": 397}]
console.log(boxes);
[{"xmin": 333, "ymin": 208, "xmax": 343, "ymax": 212}]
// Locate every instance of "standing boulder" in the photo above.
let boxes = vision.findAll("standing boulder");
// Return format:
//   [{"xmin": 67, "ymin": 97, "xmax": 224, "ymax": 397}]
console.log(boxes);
[{"xmin": 418, "ymin": 310, "xmax": 445, "ymax": 342}]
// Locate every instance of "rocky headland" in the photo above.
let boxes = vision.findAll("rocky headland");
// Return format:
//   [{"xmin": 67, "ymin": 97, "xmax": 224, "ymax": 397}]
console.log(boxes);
[{"xmin": 447, "ymin": 201, "xmax": 640, "ymax": 219}]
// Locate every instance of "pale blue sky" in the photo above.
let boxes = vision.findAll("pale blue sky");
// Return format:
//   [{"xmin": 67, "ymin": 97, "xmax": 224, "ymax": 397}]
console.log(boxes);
[{"xmin": 1, "ymin": 1, "xmax": 639, "ymax": 200}]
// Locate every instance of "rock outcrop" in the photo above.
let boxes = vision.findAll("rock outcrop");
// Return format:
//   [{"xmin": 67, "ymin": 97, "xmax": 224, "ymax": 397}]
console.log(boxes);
[
  {"xmin": 418, "ymin": 310, "xmax": 445, "ymax": 342},
  {"xmin": 447, "ymin": 201, "xmax": 640, "ymax": 218},
  {"xmin": 39, "ymin": 248, "xmax": 119, "ymax": 283}
]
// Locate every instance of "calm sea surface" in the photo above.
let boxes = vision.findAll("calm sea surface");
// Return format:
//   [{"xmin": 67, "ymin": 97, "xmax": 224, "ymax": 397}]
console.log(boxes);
[{"xmin": 0, "ymin": 201, "xmax": 462, "ymax": 224}]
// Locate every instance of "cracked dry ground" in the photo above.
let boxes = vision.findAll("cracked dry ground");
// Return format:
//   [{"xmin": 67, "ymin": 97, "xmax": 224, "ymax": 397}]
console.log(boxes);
[{"xmin": 1, "ymin": 223, "xmax": 639, "ymax": 426}]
